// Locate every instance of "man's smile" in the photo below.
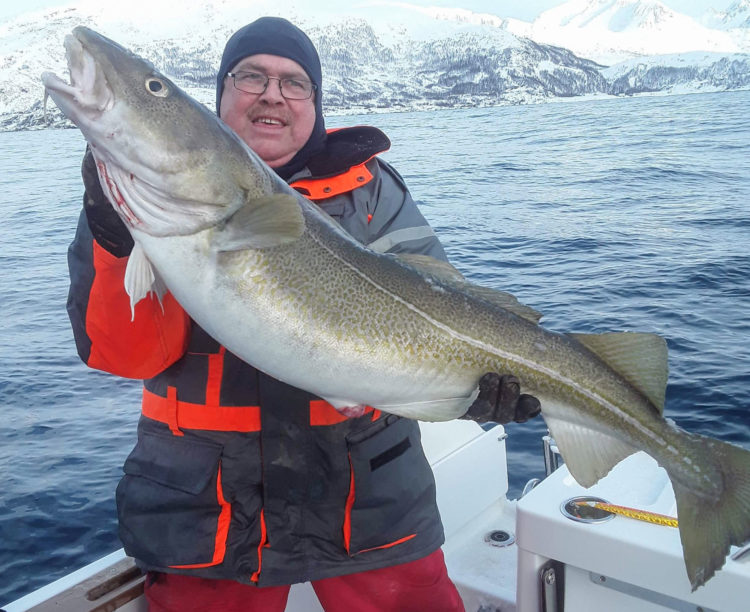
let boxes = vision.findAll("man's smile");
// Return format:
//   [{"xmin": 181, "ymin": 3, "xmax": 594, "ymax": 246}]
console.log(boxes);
[{"xmin": 251, "ymin": 115, "xmax": 288, "ymax": 127}]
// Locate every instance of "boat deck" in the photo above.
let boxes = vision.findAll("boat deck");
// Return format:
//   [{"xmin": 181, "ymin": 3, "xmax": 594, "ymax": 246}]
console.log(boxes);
[{"xmin": 4, "ymin": 420, "xmax": 750, "ymax": 612}]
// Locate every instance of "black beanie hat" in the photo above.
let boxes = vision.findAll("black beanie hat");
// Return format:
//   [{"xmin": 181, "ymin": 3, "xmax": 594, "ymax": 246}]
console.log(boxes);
[{"xmin": 216, "ymin": 17, "xmax": 327, "ymax": 179}]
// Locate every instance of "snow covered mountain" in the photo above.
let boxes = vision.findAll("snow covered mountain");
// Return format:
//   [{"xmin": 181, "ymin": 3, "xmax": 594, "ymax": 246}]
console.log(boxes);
[
  {"xmin": 702, "ymin": 0, "xmax": 750, "ymax": 29},
  {"xmin": 506, "ymin": 0, "xmax": 744, "ymax": 64},
  {"xmin": 1, "ymin": 0, "xmax": 748, "ymax": 131}
]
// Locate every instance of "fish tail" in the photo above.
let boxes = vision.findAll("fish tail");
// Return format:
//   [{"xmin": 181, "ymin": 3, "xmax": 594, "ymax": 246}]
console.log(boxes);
[{"xmin": 669, "ymin": 435, "xmax": 750, "ymax": 590}]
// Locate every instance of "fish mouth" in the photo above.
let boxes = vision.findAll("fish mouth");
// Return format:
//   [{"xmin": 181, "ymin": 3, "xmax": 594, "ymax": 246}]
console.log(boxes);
[
  {"xmin": 41, "ymin": 32, "xmax": 114, "ymax": 120},
  {"xmin": 42, "ymin": 27, "xmax": 234, "ymax": 238}
]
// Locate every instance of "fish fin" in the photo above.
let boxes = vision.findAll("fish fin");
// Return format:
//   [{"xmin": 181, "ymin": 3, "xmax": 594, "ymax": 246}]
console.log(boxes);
[
  {"xmin": 394, "ymin": 254, "xmax": 466, "ymax": 282},
  {"xmin": 325, "ymin": 396, "xmax": 472, "ymax": 422},
  {"xmin": 393, "ymin": 253, "xmax": 542, "ymax": 323},
  {"xmin": 152, "ymin": 271, "xmax": 168, "ymax": 313},
  {"xmin": 669, "ymin": 434, "xmax": 750, "ymax": 590},
  {"xmin": 375, "ymin": 396, "xmax": 476, "ymax": 422},
  {"xmin": 544, "ymin": 414, "xmax": 639, "ymax": 487},
  {"xmin": 568, "ymin": 332, "xmax": 668, "ymax": 413},
  {"xmin": 124, "ymin": 242, "xmax": 164, "ymax": 321},
  {"xmin": 460, "ymin": 285, "xmax": 543, "ymax": 323},
  {"xmin": 214, "ymin": 193, "xmax": 305, "ymax": 251}
]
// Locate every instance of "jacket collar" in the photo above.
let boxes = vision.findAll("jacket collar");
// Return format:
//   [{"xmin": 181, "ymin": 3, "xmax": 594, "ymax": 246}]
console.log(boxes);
[{"xmin": 300, "ymin": 126, "xmax": 390, "ymax": 180}]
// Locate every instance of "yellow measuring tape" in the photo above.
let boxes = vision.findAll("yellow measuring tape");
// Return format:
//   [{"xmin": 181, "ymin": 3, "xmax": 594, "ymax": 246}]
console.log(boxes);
[{"xmin": 575, "ymin": 500, "xmax": 679, "ymax": 528}]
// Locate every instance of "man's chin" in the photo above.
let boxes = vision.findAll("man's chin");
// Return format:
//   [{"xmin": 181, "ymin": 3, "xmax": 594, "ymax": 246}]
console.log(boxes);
[{"xmin": 258, "ymin": 150, "xmax": 296, "ymax": 168}]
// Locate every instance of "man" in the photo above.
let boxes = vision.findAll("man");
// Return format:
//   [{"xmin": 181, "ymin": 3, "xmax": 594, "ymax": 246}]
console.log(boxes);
[{"xmin": 67, "ymin": 17, "xmax": 540, "ymax": 612}]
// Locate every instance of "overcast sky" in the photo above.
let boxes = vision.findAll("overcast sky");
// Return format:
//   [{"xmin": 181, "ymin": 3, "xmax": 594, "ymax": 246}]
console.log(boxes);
[{"xmin": 0, "ymin": 0, "xmax": 732, "ymax": 25}]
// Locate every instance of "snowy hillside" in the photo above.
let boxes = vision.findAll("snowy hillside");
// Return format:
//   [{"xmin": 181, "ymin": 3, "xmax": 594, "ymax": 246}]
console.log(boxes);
[
  {"xmin": 1, "ymin": 0, "xmax": 749, "ymax": 131},
  {"xmin": 702, "ymin": 0, "xmax": 750, "ymax": 29},
  {"xmin": 506, "ymin": 0, "xmax": 743, "ymax": 64},
  {"xmin": 603, "ymin": 50, "xmax": 750, "ymax": 94}
]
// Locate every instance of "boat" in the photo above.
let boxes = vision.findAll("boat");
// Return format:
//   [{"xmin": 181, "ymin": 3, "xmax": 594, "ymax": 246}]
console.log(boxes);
[{"xmin": 3, "ymin": 419, "xmax": 749, "ymax": 611}]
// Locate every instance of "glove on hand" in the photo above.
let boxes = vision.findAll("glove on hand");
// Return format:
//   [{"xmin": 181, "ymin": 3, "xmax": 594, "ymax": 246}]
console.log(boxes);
[
  {"xmin": 81, "ymin": 147, "xmax": 133, "ymax": 257},
  {"xmin": 461, "ymin": 373, "xmax": 542, "ymax": 425}
]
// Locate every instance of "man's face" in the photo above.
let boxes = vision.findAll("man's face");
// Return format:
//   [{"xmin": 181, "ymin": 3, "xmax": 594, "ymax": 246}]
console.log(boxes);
[{"xmin": 219, "ymin": 54, "xmax": 316, "ymax": 168}]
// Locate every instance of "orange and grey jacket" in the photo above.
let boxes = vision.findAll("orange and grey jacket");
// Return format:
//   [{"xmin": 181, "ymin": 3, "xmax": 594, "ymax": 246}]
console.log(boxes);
[{"xmin": 66, "ymin": 126, "xmax": 448, "ymax": 586}]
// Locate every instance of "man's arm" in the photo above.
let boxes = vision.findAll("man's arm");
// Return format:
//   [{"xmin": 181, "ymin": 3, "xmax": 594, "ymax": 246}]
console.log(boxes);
[
  {"xmin": 67, "ymin": 151, "xmax": 190, "ymax": 379},
  {"xmin": 365, "ymin": 159, "xmax": 449, "ymax": 262}
]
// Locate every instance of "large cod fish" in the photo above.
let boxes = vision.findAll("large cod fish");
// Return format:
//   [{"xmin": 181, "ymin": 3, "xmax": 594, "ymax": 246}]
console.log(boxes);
[{"xmin": 43, "ymin": 27, "xmax": 750, "ymax": 590}]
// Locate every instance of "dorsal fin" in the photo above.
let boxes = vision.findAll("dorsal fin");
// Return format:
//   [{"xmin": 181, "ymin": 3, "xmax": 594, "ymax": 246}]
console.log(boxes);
[
  {"xmin": 394, "ymin": 253, "xmax": 542, "ymax": 324},
  {"xmin": 460, "ymin": 285, "xmax": 543, "ymax": 323},
  {"xmin": 394, "ymin": 253, "xmax": 465, "ymax": 282},
  {"xmin": 569, "ymin": 332, "xmax": 668, "ymax": 412}
]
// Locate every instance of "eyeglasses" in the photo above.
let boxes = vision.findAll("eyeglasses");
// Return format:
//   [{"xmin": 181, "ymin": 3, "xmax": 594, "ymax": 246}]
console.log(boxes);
[{"xmin": 227, "ymin": 71, "xmax": 316, "ymax": 100}]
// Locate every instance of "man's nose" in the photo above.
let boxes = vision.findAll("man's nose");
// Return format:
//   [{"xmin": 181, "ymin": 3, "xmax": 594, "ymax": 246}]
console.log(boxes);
[{"xmin": 258, "ymin": 77, "xmax": 285, "ymax": 102}]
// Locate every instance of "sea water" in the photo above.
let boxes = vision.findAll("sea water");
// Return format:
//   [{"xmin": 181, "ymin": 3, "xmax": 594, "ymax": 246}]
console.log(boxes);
[{"xmin": 1, "ymin": 90, "xmax": 749, "ymax": 603}]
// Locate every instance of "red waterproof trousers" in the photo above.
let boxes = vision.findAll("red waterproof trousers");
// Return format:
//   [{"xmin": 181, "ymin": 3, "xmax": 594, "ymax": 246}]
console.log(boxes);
[{"xmin": 144, "ymin": 549, "xmax": 464, "ymax": 612}]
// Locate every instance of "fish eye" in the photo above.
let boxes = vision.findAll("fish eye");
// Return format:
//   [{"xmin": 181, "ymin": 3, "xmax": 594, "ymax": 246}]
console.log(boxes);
[{"xmin": 145, "ymin": 77, "xmax": 169, "ymax": 97}]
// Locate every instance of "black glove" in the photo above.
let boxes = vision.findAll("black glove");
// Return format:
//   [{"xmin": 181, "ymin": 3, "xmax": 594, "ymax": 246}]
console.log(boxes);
[
  {"xmin": 461, "ymin": 373, "xmax": 541, "ymax": 424},
  {"xmin": 81, "ymin": 147, "xmax": 134, "ymax": 257}
]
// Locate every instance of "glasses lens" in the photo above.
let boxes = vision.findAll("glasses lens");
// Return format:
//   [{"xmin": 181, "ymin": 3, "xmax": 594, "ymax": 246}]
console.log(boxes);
[
  {"xmin": 233, "ymin": 73, "xmax": 265, "ymax": 94},
  {"xmin": 280, "ymin": 78, "xmax": 313, "ymax": 100}
]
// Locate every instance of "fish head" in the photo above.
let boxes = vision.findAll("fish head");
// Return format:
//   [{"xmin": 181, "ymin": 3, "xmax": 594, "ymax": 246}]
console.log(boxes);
[{"xmin": 42, "ymin": 27, "xmax": 275, "ymax": 236}]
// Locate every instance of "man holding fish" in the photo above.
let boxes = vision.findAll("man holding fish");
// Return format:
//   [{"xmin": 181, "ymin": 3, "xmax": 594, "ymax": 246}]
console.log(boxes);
[{"xmin": 65, "ymin": 17, "xmax": 540, "ymax": 611}]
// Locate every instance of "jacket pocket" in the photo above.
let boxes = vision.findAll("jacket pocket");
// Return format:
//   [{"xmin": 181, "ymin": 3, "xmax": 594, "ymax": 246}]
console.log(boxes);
[
  {"xmin": 116, "ymin": 431, "xmax": 231, "ymax": 568},
  {"xmin": 344, "ymin": 416, "xmax": 437, "ymax": 556}
]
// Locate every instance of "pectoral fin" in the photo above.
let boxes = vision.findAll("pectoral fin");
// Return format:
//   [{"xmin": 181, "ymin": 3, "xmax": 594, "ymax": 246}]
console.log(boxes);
[{"xmin": 214, "ymin": 193, "xmax": 305, "ymax": 251}]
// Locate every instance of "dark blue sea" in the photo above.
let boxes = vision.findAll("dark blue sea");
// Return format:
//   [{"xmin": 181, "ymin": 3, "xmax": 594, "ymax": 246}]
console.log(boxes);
[{"xmin": 1, "ymin": 90, "xmax": 749, "ymax": 604}]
